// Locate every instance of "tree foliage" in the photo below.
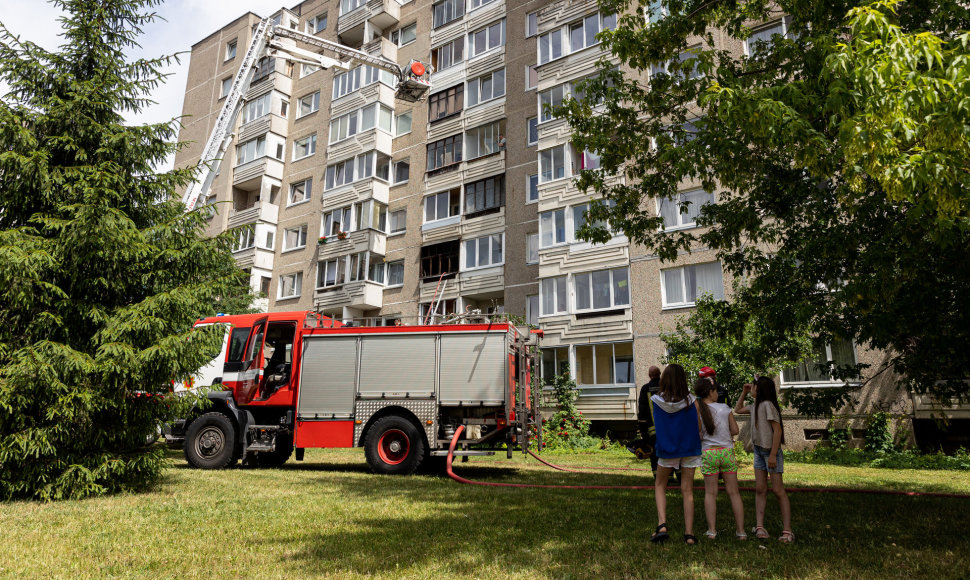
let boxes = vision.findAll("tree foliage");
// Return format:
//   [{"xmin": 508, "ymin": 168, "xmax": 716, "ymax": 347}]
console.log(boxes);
[
  {"xmin": 0, "ymin": 0, "xmax": 250, "ymax": 500},
  {"xmin": 562, "ymin": 0, "xmax": 970, "ymax": 404}
]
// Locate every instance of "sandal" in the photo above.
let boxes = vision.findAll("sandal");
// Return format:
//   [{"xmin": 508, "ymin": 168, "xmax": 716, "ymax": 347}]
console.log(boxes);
[
  {"xmin": 779, "ymin": 530, "xmax": 795, "ymax": 544},
  {"xmin": 650, "ymin": 523, "xmax": 669, "ymax": 544},
  {"xmin": 736, "ymin": 531, "xmax": 748, "ymax": 540},
  {"xmin": 684, "ymin": 534, "xmax": 698, "ymax": 545},
  {"xmin": 704, "ymin": 530, "xmax": 717, "ymax": 540},
  {"xmin": 752, "ymin": 526, "xmax": 769, "ymax": 540}
]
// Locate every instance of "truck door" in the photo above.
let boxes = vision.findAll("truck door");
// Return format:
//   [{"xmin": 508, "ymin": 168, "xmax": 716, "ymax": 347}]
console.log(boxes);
[{"xmin": 236, "ymin": 318, "xmax": 267, "ymax": 405}]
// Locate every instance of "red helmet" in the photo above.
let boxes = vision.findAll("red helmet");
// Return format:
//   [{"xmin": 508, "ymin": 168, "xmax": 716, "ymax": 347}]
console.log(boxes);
[{"xmin": 698, "ymin": 366, "xmax": 716, "ymax": 379}]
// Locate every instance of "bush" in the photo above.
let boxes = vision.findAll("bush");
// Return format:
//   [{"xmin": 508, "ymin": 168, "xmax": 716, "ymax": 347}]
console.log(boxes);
[
  {"xmin": 540, "ymin": 372, "xmax": 594, "ymax": 450},
  {"xmin": 786, "ymin": 447, "xmax": 970, "ymax": 471},
  {"xmin": 864, "ymin": 412, "xmax": 896, "ymax": 453}
]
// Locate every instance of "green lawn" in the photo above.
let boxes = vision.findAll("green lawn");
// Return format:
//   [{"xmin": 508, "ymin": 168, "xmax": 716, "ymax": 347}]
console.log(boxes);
[{"xmin": 2, "ymin": 447, "xmax": 968, "ymax": 579}]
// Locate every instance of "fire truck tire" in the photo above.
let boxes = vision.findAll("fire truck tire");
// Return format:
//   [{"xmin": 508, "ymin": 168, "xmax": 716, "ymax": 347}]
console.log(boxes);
[
  {"xmin": 256, "ymin": 433, "xmax": 294, "ymax": 468},
  {"xmin": 364, "ymin": 416, "xmax": 426, "ymax": 475},
  {"xmin": 184, "ymin": 412, "xmax": 237, "ymax": 469}
]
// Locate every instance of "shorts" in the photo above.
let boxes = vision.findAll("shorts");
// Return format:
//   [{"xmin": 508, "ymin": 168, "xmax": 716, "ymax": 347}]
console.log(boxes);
[
  {"xmin": 752, "ymin": 445, "xmax": 784, "ymax": 473},
  {"xmin": 701, "ymin": 447, "xmax": 738, "ymax": 476},
  {"xmin": 658, "ymin": 455, "xmax": 702, "ymax": 469}
]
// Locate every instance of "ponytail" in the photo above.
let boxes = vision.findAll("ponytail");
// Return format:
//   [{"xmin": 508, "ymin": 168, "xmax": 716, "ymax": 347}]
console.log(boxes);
[{"xmin": 693, "ymin": 378, "xmax": 716, "ymax": 436}]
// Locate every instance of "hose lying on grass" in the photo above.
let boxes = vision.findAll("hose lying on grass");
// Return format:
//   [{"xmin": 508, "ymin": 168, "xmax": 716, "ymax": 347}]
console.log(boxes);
[{"xmin": 445, "ymin": 426, "xmax": 970, "ymax": 498}]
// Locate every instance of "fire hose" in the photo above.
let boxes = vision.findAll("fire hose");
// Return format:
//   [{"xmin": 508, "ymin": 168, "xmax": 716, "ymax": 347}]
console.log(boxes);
[{"xmin": 445, "ymin": 426, "xmax": 970, "ymax": 498}]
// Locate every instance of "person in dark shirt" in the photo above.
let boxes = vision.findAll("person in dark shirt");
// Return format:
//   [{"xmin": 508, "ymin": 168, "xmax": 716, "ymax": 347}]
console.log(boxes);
[{"xmin": 635, "ymin": 365, "xmax": 662, "ymax": 472}]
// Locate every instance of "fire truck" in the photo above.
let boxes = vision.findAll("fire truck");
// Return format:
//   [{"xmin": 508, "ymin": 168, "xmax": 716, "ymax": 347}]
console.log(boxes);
[{"xmin": 166, "ymin": 311, "xmax": 538, "ymax": 474}]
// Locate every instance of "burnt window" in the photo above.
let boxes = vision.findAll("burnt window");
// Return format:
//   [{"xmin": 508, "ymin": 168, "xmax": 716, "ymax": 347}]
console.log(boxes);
[
  {"xmin": 464, "ymin": 174, "xmax": 504, "ymax": 218},
  {"xmin": 428, "ymin": 85, "xmax": 463, "ymax": 122},
  {"xmin": 420, "ymin": 240, "xmax": 460, "ymax": 281}
]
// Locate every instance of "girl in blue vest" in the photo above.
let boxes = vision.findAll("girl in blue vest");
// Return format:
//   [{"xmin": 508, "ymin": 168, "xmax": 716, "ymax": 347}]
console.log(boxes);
[{"xmin": 649, "ymin": 364, "xmax": 703, "ymax": 545}]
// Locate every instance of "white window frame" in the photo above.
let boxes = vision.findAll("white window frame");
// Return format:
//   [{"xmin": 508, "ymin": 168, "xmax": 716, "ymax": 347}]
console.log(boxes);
[
  {"xmin": 431, "ymin": 37, "xmax": 464, "ymax": 72},
  {"xmin": 389, "ymin": 209, "xmax": 407, "ymax": 235},
  {"xmin": 220, "ymin": 77, "xmax": 232, "ymax": 98},
  {"xmin": 307, "ymin": 13, "xmax": 327, "ymax": 34},
  {"xmin": 292, "ymin": 134, "xmax": 317, "ymax": 160},
  {"xmin": 781, "ymin": 340, "xmax": 859, "ymax": 388},
  {"xmin": 288, "ymin": 178, "xmax": 312, "ymax": 206},
  {"xmin": 278, "ymin": 272, "xmax": 302, "ymax": 299},
  {"xmin": 538, "ymin": 83, "xmax": 568, "ymax": 123},
  {"xmin": 744, "ymin": 18, "xmax": 789, "ymax": 58},
  {"xmin": 644, "ymin": 0, "xmax": 667, "ymax": 25},
  {"xmin": 526, "ymin": 64, "xmax": 538, "ymax": 90},
  {"xmin": 539, "ymin": 208, "xmax": 566, "ymax": 248},
  {"xmin": 538, "ymin": 144, "xmax": 568, "ymax": 183},
  {"xmin": 466, "ymin": 68, "xmax": 506, "ymax": 108},
  {"xmin": 296, "ymin": 91, "xmax": 320, "ymax": 118},
  {"xmin": 470, "ymin": 0, "xmax": 499, "ymax": 11},
  {"xmin": 465, "ymin": 120, "xmax": 506, "ymax": 160},
  {"xmin": 657, "ymin": 188, "xmax": 715, "ymax": 231},
  {"xmin": 433, "ymin": 0, "xmax": 464, "ymax": 28},
  {"xmin": 395, "ymin": 111, "xmax": 412, "ymax": 136},
  {"xmin": 573, "ymin": 267, "xmax": 631, "ymax": 313},
  {"xmin": 322, "ymin": 206, "xmax": 352, "ymax": 237},
  {"xmin": 340, "ymin": 0, "xmax": 366, "ymax": 16},
  {"xmin": 235, "ymin": 136, "xmax": 266, "ymax": 166},
  {"xmin": 574, "ymin": 341, "xmax": 636, "ymax": 387},
  {"xmin": 225, "ymin": 40, "xmax": 237, "ymax": 61},
  {"xmin": 527, "ymin": 117, "xmax": 538, "ymax": 146},
  {"xmin": 424, "ymin": 188, "xmax": 461, "ymax": 223},
  {"xmin": 391, "ymin": 22, "xmax": 417, "ymax": 47},
  {"xmin": 526, "ymin": 11, "xmax": 538, "ymax": 37},
  {"xmin": 660, "ymin": 262, "xmax": 725, "ymax": 309},
  {"xmin": 392, "ymin": 159, "xmax": 410, "ymax": 184},
  {"xmin": 462, "ymin": 233, "xmax": 504, "ymax": 271},
  {"xmin": 282, "ymin": 224, "xmax": 308, "ymax": 252},
  {"xmin": 468, "ymin": 19, "xmax": 505, "ymax": 59},
  {"xmin": 526, "ymin": 233, "xmax": 539, "ymax": 264},
  {"xmin": 539, "ymin": 276, "xmax": 568, "ymax": 316},
  {"xmin": 317, "ymin": 257, "xmax": 347, "ymax": 289},
  {"xmin": 386, "ymin": 260, "xmax": 405, "ymax": 287},
  {"xmin": 300, "ymin": 63, "xmax": 320, "ymax": 78},
  {"xmin": 232, "ymin": 225, "xmax": 256, "ymax": 252},
  {"xmin": 527, "ymin": 174, "xmax": 539, "ymax": 203},
  {"xmin": 242, "ymin": 92, "xmax": 272, "ymax": 124},
  {"xmin": 539, "ymin": 12, "xmax": 616, "ymax": 64}
]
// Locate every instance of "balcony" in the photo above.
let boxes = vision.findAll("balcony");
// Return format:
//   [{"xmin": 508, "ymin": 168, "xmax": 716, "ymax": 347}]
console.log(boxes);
[
  {"xmin": 247, "ymin": 70, "xmax": 292, "ymax": 100},
  {"xmin": 233, "ymin": 156, "xmax": 284, "ymax": 190},
  {"xmin": 238, "ymin": 114, "xmax": 288, "ymax": 143},
  {"xmin": 326, "ymin": 128, "xmax": 393, "ymax": 163},
  {"xmin": 314, "ymin": 279, "xmax": 384, "ymax": 310},
  {"xmin": 337, "ymin": 0, "xmax": 400, "ymax": 45},
  {"xmin": 317, "ymin": 228, "xmax": 386, "ymax": 260},
  {"xmin": 232, "ymin": 246, "xmax": 275, "ymax": 271},
  {"xmin": 228, "ymin": 200, "xmax": 279, "ymax": 228},
  {"xmin": 322, "ymin": 176, "xmax": 391, "ymax": 208}
]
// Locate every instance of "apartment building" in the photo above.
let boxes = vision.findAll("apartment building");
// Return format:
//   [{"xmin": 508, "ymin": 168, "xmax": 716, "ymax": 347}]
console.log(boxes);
[{"xmin": 175, "ymin": 0, "xmax": 934, "ymax": 448}]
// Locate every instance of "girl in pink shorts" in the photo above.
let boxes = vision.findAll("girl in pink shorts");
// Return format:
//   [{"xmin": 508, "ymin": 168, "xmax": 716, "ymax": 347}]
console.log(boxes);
[{"xmin": 695, "ymin": 378, "xmax": 746, "ymax": 540}]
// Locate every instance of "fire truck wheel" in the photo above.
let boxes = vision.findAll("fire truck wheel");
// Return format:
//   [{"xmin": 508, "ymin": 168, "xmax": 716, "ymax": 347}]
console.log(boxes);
[
  {"xmin": 184, "ymin": 412, "xmax": 237, "ymax": 469},
  {"xmin": 256, "ymin": 433, "xmax": 294, "ymax": 468},
  {"xmin": 364, "ymin": 416, "xmax": 426, "ymax": 475}
]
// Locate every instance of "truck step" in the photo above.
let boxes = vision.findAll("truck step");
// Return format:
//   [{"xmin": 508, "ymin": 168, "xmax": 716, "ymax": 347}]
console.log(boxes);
[{"xmin": 429, "ymin": 450, "xmax": 495, "ymax": 457}]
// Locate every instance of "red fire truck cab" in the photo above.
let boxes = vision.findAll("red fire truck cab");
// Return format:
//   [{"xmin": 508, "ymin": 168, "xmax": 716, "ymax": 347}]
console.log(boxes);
[{"xmin": 166, "ymin": 311, "xmax": 536, "ymax": 474}]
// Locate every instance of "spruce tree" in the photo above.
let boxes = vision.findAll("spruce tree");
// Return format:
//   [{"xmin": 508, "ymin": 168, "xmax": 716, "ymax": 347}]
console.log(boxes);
[{"xmin": 0, "ymin": 0, "xmax": 250, "ymax": 500}]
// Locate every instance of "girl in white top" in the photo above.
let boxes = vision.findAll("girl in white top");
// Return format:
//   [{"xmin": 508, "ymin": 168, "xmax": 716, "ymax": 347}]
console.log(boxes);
[{"xmin": 694, "ymin": 378, "xmax": 746, "ymax": 540}]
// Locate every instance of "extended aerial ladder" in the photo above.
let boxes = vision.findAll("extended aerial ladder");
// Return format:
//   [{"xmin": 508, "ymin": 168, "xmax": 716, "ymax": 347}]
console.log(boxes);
[{"xmin": 182, "ymin": 17, "xmax": 433, "ymax": 211}]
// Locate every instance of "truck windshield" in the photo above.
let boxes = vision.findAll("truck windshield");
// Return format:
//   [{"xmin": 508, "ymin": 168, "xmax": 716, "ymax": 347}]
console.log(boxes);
[{"xmin": 227, "ymin": 327, "xmax": 251, "ymax": 362}]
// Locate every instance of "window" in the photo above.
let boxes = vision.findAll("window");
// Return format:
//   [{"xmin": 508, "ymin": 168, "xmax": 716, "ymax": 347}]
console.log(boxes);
[
  {"xmin": 391, "ymin": 23, "xmax": 417, "ymax": 47},
  {"xmin": 465, "ymin": 120, "xmax": 506, "ymax": 160},
  {"xmin": 575, "ymin": 148, "xmax": 601, "ymax": 171},
  {"xmin": 353, "ymin": 200, "xmax": 387, "ymax": 232},
  {"xmin": 659, "ymin": 189, "xmax": 714, "ymax": 230},
  {"xmin": 235, "ymin": 136, "xmax": 265, "ymax": 165},
  {"xmin": 470, "ymin": 0, "xmax": 498, "ymax": 9},
  {"xmin": 571, "ymin": 201, "xmax": 614, "ymax": 241},
  {"xmin": 645, "ymin": 0, "xmax": 666, "ymax": 24},
  {"xmin": 538, "ymin": 84, "xmax": 567, "ymax": 122},
  {"xmin": 396, "ymin": 111, "xmax": 412, "ymax": 136},
  {"xmin": 745, "ymin": 19, "xmax": 788, "ymax": 59},
  {"xmin": 464, "ymin": 174, "xmax": 504, "ymax": 216},
  {"xmin": 317, "ymin": 257, "xmax": 346, "ymax": 288},
  {"xmin": 426, "ymin": 134, "xmax": 463, "ymax": 172},
  {"xmin": 424, "ymin": 188, "xmax": 461, "ymax": 222},
  {"xmin": 386, "ymin": 260, "xmax": 405, "ymax": 286},
  {"xmin": 539, "ymin": 145, "xmax": 567, "ymax": 182},
  {"xmin": 280, "ymin": 99, "xmax": 289, "ymax": 118},
  {"xmin": 329, "ymin": 109, "xmax": 359, "ymax": 143},
  {"xmin": 469, "ymin": 19, "xmax": 505, "ymax": 58},
  {"xmin": 301, "ymin": 63, "xmax": 320, "ymax": 78},
  {"xmin": 264, "ymin": 230, "xmax": 274, "ymax": 249},
  {"xmin": 332, "ymin": 65, "xmax": 394, "ymax": 100},
  {"xmin": 283, "ymin": 225, "xmax": 308, "ymax": 251},
  {"xmin": 527, "ymin": 174, "xmax": 539, "ymax": 202},
  {"xmin": 781, "ymin": 340, "xmax": 857, "ymax": 386},
  {"xmin": 526, "ymin": 64, "xmax": 538, "ymax": 90},
  {"xmin": 432, "ymin": 0, "xmax": 464, "ymax": 29},
  {"xmin": 221, "ymin": 77, "xmax": 232, "ymax": 98},
  {"xmin": 324, "ymin": 151, "xmax": 389, "ymax": 190},
  {"xmin": 329, "ymin": 104, "xmax": 394, "ymax": 143},
  {"xmin": 430, "ymin": 37, "xmax": 464, "ymax": 72},
  {"xmin": 289, "ymin": 178, "xmax": 311, "ymax": 205},
  {"xmin": 526, "ymin": 233, "xmax": 539, "ymax": 264},
  {"xmin": 661, "ymin": 262, "xmax": 724, "ymax": 308},
  {"xmin": 568, "ymin": 13, "xmax": 612, "ymax": 53},
  {"xmin": 278, "ymin": 272, "xmax": 302, "ymax": 299},
  {"xmin": 366, "ymin": 254, "xmax": 386, "ymax": 284},
  {"xmin": 527, "ymin": 295, "xmax": 539, "ymax": 326},
  {"xmin": 340, "ymin": 0, "xmax": 366, "ymax": 15},
  {"xmin": 428, "ymin": 84, "xmax": 463, "ymax": 121},
  {"xmin": 307, "ymin": 13, "xmax": 327, "ymax": 33},
  {"xmin": 575, "ymin": 267, "xmax": 630, "ymax": 311},
  {"xmin": 538, "ymin": 29, "xmax": 562, "ymax": 64},
  {"xmin": 467, "ymin": 69, "xmax": 505, "ymax": 107},
  {"xmin": 526, "ymin": 11, "xmax": 538, "ymax": 37},
  {"xmin": 322, "ymin": 206, "xmax": 351, "ymax": 236},
  {"xmin": 392, "ymin": 159, "xmax": 409, "ymax": 184},
  {"xmin": 232, "ymin": 225, "xmax": 255, "ymax": 252},
  {"xmin": 575, "ymin": 342, "xmax": 634, "ymax": 386},
  {"xmin": 242, "ymin": 92, "xmax": 272, "ymax": 123},
  {"xmin": 420, "ymin": 298, "xmax": 458, "ymax": 322},
  {"xmin": 540, "ymin": 276, "xmax": 567, "ymax": 315},
  {"xmin": 527, "ymin": 117, "xmax": 538, "ymax": 145},
  {"xmin": 252, "ymin": 57, "xmax": 276, "ymax": 83},
  {"xmin": 420, "ymin": 240, "xmax": 460, "ymax": 279},
  {"xmin": 389, "ymin": 209, "xmax": 407, "ymax": 234},
  {"xmin": 297, "ymin": 91, "xmax": 320, "ymax": 118},
  {"xmin": 539, "ymin": 208, "xmax": 566, "ymax": 247},
  {"xmin": 225, "ymin": 40, "xmax": 237, "ymax": 61},
  {"xmin": 293, "ymin": 134, "xmax": 316, "ymax": 160},
  {"xmin": 464, "ymin": 234, "xmax": 503, "ymax": 270},
  {"xmin": 541, "ymin": 346, "xmax": 569, "ymax": 383}
]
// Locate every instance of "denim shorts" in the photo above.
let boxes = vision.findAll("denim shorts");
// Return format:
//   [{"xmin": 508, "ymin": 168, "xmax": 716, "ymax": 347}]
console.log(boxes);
[{"xmin": 752, "ymin": 445, "xmax": 784, "ymax": 473}]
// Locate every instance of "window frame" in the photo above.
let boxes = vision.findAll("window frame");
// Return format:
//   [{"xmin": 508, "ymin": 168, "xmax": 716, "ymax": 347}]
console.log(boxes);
[
  {"xmin": 296, "ymin": 91, "xmax": 320, "ymax": 118},
  {"xmin": 463, "ymin": 174, "xmax": 505, "ymax": 217},
  {"xmin": 426, "ymin": 134, "xmax": 463, "ymax": 172},
  {"xmin": 527, "ymin": 117, "xmax": 538, "ymax": 146},
  {"xmin": 423, "ymin": 188, "xmax": 461, "ymax": 223},
  {"xmin": 657, "ymin": 188, "xmax": 715, "ymax": 231},
  {"xmin": 220, "ymin": 77, "xmax": 232, "ymax": 98},
  {"xmin": 781, "ymin": 340, "xmax": 859, "ymax": 388},
  {"xmin": 282, "ymin": 224, "xmax": 308, "ymax": 252},
  {"xmin": 462, "ymin": 233, "xmax": 504, "ymax": 271},
  {"xmin": 430, "ymin": 36, "xmax": 464, "ymax": 72},
  {"xmin": 292, "ymin": 134, "xmax": 317, "ymax": 160},
  {"xmin": 527, "ymin": 174, "xmax": 539, "ymax": 203},
  {"xmin": 660, "ymin": 262, "xmax": 725, "ymax": 309},
  {"xmin": 288, "ymin": 177, "xmax": 312, "ymax": 206},
  {"xmin": 464, "ymin": 120, "xmax": 506, "ymax": 161},
  {"xmin": 526, "ymin": 233, "xmax": 539, "ymax": 264},
  {"xmin": 432, "ymin": 0, "xmax": 464, "ymax": 29},
  {"xmin": 385, "ymin": 259, "xmax": 405, "ymax": 287},
  {"xmin": 428, "ymin": 84, "xmax": 464, "ymax": 122},
  {"xmin": 278, "ymin": 272, "xmax": 303, "ymax": 299},
  {"xmin": 466, "ymin": 68, "xmax": 506, "ymax": 108},
  {"xmin": 573, "ymin": 267, "xmax": 631, "ymax": 313},
  {"xmin": 388, "ymin": 209, "xmax": 407, "ymax": 234},
  {"xmin": 391, "ymin": 22, "xmax": 418, "ymax": 47},
  {"xmin": 574, "ymin": 341, "xmax": 636, "ymax": 387},
  {"xmin": 539, "ymin": 275, "xmax": 568, "ymax": 316},
  {"xmin": 225, "ymin": 40, "xmax": 237, "ymax": 61},
  {"xmin": 526, "ymin": 11, "xmax": 538, "ymax": 37},
  {"xmin": 468, "ymin": 18, "xmax": 505, "ymax": 59}
]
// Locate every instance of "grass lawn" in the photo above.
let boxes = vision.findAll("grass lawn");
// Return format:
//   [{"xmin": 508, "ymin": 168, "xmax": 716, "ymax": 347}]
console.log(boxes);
[{"xmin": 2, "ymin": 447, "xmax": 969, "ymax": 579}]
